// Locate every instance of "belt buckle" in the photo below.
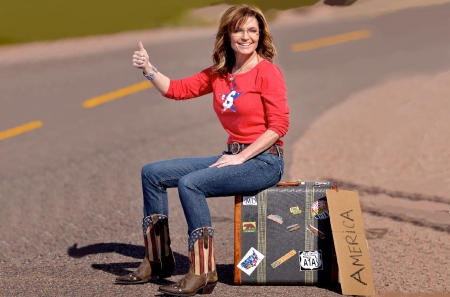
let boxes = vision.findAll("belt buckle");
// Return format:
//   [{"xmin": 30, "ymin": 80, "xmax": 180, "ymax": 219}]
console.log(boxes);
[{"xmin": 230, "ymin": 142, "xmax": 241, "ymax": 154}]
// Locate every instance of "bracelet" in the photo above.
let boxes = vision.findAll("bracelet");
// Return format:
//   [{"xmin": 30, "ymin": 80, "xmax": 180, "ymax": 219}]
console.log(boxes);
[
  {"xmin": 143, "ymin": 65, "xmax": 159, "ymax": 81},
  {"xmin": 143, "ymin": 71, "xmax": 155, "ymax": 81}
]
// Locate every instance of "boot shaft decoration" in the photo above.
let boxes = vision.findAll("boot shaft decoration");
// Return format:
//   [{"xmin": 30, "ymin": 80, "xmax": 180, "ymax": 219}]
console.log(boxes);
[
  {"xmin": 115, "ymin": 214, "xmax": 175, "ymax": 284},
  {"xmin": 188, "ymin": 226, "xmax": 216, "ymax": 276},
  {"xmin": 142, "ymin": 214, "xmax": 171, "ymax": 262},
  {"xmin": 158, "ymin": 226, "xmax": 217, "ymax": 296}
]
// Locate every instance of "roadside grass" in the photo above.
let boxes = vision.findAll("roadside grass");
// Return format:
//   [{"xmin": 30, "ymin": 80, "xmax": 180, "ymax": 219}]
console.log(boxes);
[{"xmin": 0, "ymin": 0, "xmax": 319, "ymax": 45}]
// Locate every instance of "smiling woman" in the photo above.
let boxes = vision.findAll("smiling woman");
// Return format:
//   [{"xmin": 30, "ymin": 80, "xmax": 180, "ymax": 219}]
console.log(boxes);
[
  {"xmin": 0, "ymin": 0, "xmax": 320, "ymax": 45},
  {"xmin": 115, "ymin": 4, "xmax": 290, "ymax": 296}
]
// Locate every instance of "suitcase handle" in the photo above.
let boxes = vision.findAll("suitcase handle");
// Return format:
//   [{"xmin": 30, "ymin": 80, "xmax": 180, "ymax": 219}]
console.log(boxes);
[
  {"xmin": 277, "ymin": 181, "xmax": 301, "ymax": 187},
  {"xmin": 276, "ymin": 181, "xmax": 339, "ymax": 191}
]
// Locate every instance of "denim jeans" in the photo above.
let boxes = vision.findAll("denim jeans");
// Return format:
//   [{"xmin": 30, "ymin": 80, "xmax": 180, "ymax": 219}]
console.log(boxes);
[{"xmin": 141, "ymin": 149, "xmax": 284, "ymax": 234}]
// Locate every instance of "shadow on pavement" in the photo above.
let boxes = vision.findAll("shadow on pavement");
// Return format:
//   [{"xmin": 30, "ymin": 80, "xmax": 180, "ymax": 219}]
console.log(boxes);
[
  {"xmin": 67, "ymin": 242, "xmax": 234, "ymax": 284},
  {"xmin": 90, "ymin": 260, "xmax": 234, "ymax": 285},
  {"xmin": 67, "ymin": 242, "xmax": 145, "ymax": 259},
  {"xmin": 89, "ymin": 252, "xmax": 188, "ymax": 277}
]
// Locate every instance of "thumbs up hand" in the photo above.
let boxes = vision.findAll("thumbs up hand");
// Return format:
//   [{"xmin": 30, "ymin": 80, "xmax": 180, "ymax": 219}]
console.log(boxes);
[{"xmin": 133, "ymin": 41, "xmax": 150, "ymax": 71}]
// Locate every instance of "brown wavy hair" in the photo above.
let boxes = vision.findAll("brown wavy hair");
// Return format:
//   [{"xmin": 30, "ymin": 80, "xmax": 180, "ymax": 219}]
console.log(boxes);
[{"xmin": 211, "ymin": 4, "xmax": 277, "ymax": 76}]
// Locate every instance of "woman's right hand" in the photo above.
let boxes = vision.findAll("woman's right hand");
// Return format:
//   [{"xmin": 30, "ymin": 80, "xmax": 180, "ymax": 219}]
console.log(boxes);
[
  {"xmin": 132, "ymin": 40, "xmax": 170, "ymax": 95},
  {"xmin": 132, "ymin": 41, "xmax": 150, "ymax": 73}
]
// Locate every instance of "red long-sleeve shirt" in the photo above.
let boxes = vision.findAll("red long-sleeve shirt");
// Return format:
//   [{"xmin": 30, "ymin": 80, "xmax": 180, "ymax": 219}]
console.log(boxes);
[{"xmin": 164, "ymin": 60, "xmax": 290, "ymax": 146}]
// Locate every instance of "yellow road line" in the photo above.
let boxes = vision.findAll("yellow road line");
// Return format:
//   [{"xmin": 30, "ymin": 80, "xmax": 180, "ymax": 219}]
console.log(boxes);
[
  {"xmin": 0, "ymin": 121, "xmax": 43, "ymax": 141},
  {"xmin": 82, "ymin": 80, "xmax": 152, "ymax": 108},
  {"xmin": 291, "ymin": 29, "xmax": 372, "ymax": 52}
]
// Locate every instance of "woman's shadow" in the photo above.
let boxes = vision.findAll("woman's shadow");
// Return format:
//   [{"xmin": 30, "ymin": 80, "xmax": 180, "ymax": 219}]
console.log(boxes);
[{"xmin": 67, "ymin": 243, "xmax": 234, "ymax": 285}]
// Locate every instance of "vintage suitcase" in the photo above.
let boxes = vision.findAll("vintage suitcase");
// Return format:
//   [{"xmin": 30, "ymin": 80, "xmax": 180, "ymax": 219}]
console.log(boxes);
[{"xmin": 234, "ymin": 181, "xmax": 338, "ymax": 285}]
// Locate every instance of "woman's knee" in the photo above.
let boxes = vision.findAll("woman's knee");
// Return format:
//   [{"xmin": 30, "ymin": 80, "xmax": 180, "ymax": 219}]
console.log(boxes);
[
  {"xmin": 178, "ymin": 174, "xmax": 203, "ymax": 194},
  {"xmin": 141, "ymin": 162, "xmax": 161, "ymax": 183},
  {"xmin": 178, "ymin": 175, "xmax": 191, "ymax": 191}
]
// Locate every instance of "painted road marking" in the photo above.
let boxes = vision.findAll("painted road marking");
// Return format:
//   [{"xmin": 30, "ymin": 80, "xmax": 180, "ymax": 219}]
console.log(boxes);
[
  {"xmin": 291, "ymin": 29, "xmax": 372, "ymax": 52},
  {"xmin": 82, "ymin": 80, "xmax": 152, "ymax": 108},
  {"xmin": 0, "ymin": 121, "xmax": 43, "ymax": 141}
]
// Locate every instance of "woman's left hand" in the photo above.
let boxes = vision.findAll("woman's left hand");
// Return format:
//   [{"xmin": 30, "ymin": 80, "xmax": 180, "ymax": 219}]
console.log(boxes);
[{"xmin": 209, "ymin": 154, "xmax": 246, "ymax": 168}]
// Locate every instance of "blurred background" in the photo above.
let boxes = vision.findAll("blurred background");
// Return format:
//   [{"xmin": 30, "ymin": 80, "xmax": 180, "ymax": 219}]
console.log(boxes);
[{"xmin": 0, "ymin": 0, "xmax": 329, "ymax": 45}]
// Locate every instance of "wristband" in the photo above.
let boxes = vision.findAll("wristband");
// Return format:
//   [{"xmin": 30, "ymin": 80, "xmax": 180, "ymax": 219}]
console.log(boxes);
[
  {"xmin": 143, "ymin": 71, "xmax": 155, "ymax": 81},
  {"xmin": 142, "ymin": 65, "xmax": 159, "ymax": 81}
]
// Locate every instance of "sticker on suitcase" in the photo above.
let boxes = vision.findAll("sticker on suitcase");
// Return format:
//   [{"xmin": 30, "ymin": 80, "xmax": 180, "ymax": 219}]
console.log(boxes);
[
  {"xmin": 311, "ymin": 199, "xmax": 329, "ymax": 220},
  {"xmin": 242, "ymin": 222, "xmax": 257, "ymax": 233},
  {"xmin": 307, "ymin": 225, "xmax": 325, "ymax": 239},
  {"xmin": 237, "ymin": 247, "xmax": 265, "ymax": 276},
  {"xmin": 267, "ymin": 214, "xmax": 283, "ymax": 224},
  {"xmin": 287, "ymin": 224, "xmax": 300, "ymax": 232},
  {"xmin": 299, "ymin": 250, "xmax": 323, "ymax": 271},
  {"xmin": 289, "ymin": 205, "xmax": 302, "ymax": 215},
  {"xmin": 243, "ymin": 196, "xmax": 257, "ymax": 206},
  {"xmin": 271, "ymin": 249, "xmax": 296, "ymax": 268}
]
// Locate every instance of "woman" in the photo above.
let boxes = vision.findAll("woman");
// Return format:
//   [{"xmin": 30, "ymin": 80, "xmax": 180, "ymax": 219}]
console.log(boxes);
[{"xmin": 115, "ymin": 4, "xmax": 289, "ymax": 296}]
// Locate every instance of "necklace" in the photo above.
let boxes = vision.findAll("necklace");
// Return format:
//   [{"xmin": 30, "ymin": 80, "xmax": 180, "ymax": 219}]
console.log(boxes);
[{"xmin": 230, "ymin": 52, "xmax": 257, "ymax": 82}]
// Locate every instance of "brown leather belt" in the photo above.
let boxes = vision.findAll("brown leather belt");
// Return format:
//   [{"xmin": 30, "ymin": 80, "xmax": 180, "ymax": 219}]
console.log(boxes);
[{"xmin": 227, "ymin": 142, "xmax": 283, "ymax": 157}]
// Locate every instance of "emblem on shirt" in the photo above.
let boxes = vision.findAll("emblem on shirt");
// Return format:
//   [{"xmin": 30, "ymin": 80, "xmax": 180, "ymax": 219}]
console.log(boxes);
[{"xmin": 219, "ymin": 83, "xmax": 242, "ymax": 113}]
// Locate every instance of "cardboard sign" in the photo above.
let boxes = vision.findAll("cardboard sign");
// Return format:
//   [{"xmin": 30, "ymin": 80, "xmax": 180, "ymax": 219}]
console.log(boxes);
[{"xmin": 326, "ymin": 190, "xmax": 375, "ymax": 296}]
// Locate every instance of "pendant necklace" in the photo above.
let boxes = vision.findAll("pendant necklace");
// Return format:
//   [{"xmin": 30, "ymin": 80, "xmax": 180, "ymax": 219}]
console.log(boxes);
[{"xmin": 230, "ymin": 52, "xmax": 257, "ymax": 82}]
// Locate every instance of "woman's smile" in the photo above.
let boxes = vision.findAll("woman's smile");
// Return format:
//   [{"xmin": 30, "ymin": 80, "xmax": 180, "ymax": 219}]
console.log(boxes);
[{"xmin": 230, "ymin": 17, "xmax": 260, "ymax": 58}]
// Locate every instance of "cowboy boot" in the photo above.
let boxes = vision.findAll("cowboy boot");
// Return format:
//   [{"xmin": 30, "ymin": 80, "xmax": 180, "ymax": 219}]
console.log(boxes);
[
  {"xmin": 115, "ymin": 214, "xmax": 175, "ymax": 284},
  {"xmin": 158, "ymin": 226, "xmax": 217, "ymax": 296}
]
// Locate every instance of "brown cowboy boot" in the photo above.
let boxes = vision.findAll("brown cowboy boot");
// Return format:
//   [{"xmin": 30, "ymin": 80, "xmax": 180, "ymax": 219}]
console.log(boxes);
[
  {"xmin": 115, "ymin": 214, "xmax": 175, "ymax": 284},
  {"xmin": 158, "ymin": 226, "xmax": 217, "ymax": 296}
]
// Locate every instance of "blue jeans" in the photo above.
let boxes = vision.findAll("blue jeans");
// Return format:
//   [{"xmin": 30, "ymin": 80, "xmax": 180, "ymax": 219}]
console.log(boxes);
[{"xmin": 141, "ymin": 149, "xmax": 284, "ymax": 234}]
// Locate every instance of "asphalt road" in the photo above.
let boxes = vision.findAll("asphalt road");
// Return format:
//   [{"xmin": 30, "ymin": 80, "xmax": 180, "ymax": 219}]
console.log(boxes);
[{"xmin": 1, "ymin": 3, "xmax": 449, "ymax": 296}]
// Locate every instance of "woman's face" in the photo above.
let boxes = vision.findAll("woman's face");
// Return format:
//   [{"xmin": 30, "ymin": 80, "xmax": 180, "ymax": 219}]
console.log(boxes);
[{"xmin": 229, "ymin": 17, "xmax": 260, "ymax": 59}]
